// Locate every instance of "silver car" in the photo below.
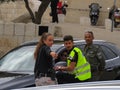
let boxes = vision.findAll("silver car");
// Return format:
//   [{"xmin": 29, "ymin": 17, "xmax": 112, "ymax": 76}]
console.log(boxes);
[{"xmin": 0, "ymin": 40, "xmax": 120, "ymax": 89}]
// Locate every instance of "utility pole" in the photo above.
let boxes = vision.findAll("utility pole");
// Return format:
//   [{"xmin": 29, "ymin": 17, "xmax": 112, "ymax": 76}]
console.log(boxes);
[{"xmin": 111, "ymin": 0, "xmax": 117, "ymax": 32}]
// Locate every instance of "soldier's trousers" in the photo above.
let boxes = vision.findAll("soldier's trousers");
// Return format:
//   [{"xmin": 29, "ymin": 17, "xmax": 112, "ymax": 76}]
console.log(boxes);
[
  {"xmin": 35, "ymin": 77, "xmax": 58, "ymax": 86},
  {"xmin": 90, "ymin": 71, "xmax": 104, "ymax": 81}
]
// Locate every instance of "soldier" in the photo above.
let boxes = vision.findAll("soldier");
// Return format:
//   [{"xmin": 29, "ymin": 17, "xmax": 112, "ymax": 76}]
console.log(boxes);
[{"xmin": 83, "ymin": 31, "xmax": 105, "ymax": 81}]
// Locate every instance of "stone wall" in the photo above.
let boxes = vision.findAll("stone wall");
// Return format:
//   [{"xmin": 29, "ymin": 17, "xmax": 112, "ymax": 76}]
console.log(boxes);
[
  {"xmin": 0, "ymin": 22, "xmax": 63, "ymax": 57},
  {"xmin": 0, "ymin": 0, "xmax": 28, "ymax": 22},
  {"xmin": 0, "ymin": 19, "xmax": 90, "ymax": 57},
  {"xmin": 0, "ymin": 22, "xmax": 38, "ymax": 57}
]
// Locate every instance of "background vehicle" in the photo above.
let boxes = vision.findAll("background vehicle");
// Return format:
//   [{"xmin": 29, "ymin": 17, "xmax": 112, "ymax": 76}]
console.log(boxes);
[
  {"xmin": 114, "ymin": 9, "xmax": 120, "ymax": 27},
  {"xmin": 108, "ymin": 6, "xmax": 120, "ymax": 28},
  {"xmin": 89, "ymin": 3, "xmax": 102, "ymax": 25},
  {"xmin": 114, "ymin": 10, "xmax": 120, "ymax": 27},
  {"xmin": 0, "ymin": 40, "xmax": 120, "ymax": 89}
]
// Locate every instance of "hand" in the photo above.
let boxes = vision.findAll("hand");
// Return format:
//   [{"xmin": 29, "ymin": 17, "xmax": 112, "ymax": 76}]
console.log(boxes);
[
  {"xmin": 50, "ymin": 52, "xmax": 58, "ymax": 59},
  {"xmin": 54, "ymin": 66, "xmax": 65, "ymax": 71},
  {"xmin": 54, "ymin": 66, "xmax": 61, "ymax": 70},
  {"xmin": 54, "ymin": 66, "xmax": 62, "ymax": 70}
]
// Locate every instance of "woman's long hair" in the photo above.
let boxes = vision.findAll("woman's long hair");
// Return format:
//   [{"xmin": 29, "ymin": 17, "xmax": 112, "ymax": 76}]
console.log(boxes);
[{"xmin": 34, "ymin": 33, "xmax": 52, "ymax": 60}]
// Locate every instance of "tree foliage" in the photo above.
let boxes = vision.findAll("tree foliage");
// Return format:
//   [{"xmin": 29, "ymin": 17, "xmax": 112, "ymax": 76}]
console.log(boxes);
[{"xmin": 0, "ymin": 0, "xmax": 50, "ymax": 24}]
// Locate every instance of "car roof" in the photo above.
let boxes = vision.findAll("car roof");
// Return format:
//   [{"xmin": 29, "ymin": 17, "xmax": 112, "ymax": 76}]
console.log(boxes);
[
  {"xmin": 20, "ymin": 38, "xmax": 66, "ymax": 46},
  {"xmin": 21, "ymin": 39, "xmax": 107, "ymax": 45},
  {"xmin": 20, "ymin": 39, "xmax": 118, "ymax": 51},
  {"xmin": 74, "ymin": 39, "xmax": 106, "ymax": 44}
]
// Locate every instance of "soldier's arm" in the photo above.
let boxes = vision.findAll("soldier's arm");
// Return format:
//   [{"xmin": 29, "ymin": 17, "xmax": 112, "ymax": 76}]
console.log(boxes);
[{"xmin": 96, "ymin": 46, "xmax": 105, "ymax": 71}]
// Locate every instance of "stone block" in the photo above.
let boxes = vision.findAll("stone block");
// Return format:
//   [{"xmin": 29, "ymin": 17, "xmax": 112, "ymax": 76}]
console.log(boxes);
[
  {"xmin": 1, "ymin": 9, "xmax": 8, "ymax": 14},
  {"xmin": 4, "ymin": 22, "xmax": 14, "ymax": 35},
  {"xmin": 58, "ymin": 14, "xmax": 65, "ymax": 23},
  {"xmin": 15, "ymin": 23, "xmax": 25, "ymax": 36},
  {"xmin": 1, "ymin": 14, "xmax": 7, "ymax": 20},
  {"xmin": 48, "ymin": 23, "xmax": 57, "ymax": 34},
  {"xmin": 6, "ymin": 14, "xmax": 14, "ymax": 20},
  {"xmin": 25, "ymin": 23, "xmax": 36, "ymax": 36},
  {"xmin": 105, "ymin": 19, "xmax": 112, "ymax": 30},
  {"xmin": 16, "ymin": 36, "xmax": 25, "ymax": 45},
  {"xmin": 53, "ymin": 26, "xmax": 63, "ymax": 37}
]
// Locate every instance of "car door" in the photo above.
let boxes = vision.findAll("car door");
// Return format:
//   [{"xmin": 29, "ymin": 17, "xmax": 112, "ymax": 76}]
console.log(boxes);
[
  {"xmin": 76, "ymin": 44, "xmax": 119, "ymax": 81},
  {"xmin": 100, "ymin": 44, "xmax": 120, "ymax": 80}
]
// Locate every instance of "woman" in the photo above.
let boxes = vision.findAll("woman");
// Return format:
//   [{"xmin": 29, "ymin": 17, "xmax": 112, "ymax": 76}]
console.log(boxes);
[{"xmin": 34, "ymin": 33, "xmax": 58, "ymax": 86}]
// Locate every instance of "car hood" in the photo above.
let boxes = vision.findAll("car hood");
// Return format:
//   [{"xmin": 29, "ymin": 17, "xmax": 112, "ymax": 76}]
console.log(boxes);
[
  {"xmin": 0, "ymin": 76, "xmax": 17, "ymax": 85},
  {"xmin": 0, "ymin": 71, "xmax": 35, "ymax": 90}
]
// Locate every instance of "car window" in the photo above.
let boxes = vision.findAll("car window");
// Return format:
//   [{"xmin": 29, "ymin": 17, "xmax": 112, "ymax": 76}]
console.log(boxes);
[
  {"xmin": 100, "ymin": 45, "xmax": 117, "ymax": 60},
  {"xmin": 51, "ymin": 44, "xmax": 62, "ymax": 52},
  {"xmin": 0, "ymin": 46, "xmax": 36, "ymax": 71},
  {"xmin": 76, "ymin": 44, "xmax": 118, "ymax": 60}
]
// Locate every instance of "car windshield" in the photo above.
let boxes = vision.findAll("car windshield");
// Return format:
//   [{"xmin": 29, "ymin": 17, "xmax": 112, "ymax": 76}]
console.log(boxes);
[
  {"xmin": 0, "ymin": 46, "xmax": 36, "ymax": 72},
  {"xmin": 51, "ymin": 44, "xmax": 62, "ymax": 52},
  {"xmin": 0, "ymin": 44, "xmax": 61, "ymax": 72}
]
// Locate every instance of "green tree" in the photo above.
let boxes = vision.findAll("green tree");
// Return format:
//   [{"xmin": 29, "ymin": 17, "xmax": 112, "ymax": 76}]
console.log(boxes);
[{"xmin": 0, "ymin": 0, "xmax": 50, "ymax": 24}]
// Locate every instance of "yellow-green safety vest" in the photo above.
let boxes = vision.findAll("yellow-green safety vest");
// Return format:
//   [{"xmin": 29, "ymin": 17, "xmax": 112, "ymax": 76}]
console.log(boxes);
[{"xmin": 67, "ymin": 47, "xmax": 91, "ymax": 81}]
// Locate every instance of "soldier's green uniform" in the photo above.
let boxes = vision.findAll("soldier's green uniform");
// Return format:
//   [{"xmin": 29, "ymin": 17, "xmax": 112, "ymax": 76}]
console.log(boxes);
[{"xmin": 84, "ymin": 44, "xmax": 105, "ymax": 81}]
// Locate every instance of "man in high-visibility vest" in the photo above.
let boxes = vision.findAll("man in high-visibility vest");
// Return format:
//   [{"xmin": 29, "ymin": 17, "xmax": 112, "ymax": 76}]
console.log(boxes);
[{"xmin": 55, "ymin": 35, "xmax": 91, "ymax": 84}]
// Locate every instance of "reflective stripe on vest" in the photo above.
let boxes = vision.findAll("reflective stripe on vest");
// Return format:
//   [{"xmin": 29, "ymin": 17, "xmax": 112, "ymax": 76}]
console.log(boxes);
[
  {"xmin": 67, "ymin": 47, "xmax": 91, "ymax": 81},
  {"xmin": 74, "ymin": 63, "xmax": 89, "ymax": 71}
]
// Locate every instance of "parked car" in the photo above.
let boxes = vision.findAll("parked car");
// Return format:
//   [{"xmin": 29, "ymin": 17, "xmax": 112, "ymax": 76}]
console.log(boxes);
[
  {"xmin": 0, "ymin": 39, "xmax": 120, "ymax": 90},
  {"xmin": 14, "ymin": 80, "xmax": 120, "ymax": 90}
]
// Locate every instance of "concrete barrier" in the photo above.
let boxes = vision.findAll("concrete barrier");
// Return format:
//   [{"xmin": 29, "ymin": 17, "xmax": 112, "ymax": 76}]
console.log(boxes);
[
  {"xmin": 105, "ymin": 19, "xmax": 112, "ymax": 30},
  {"xmin": 25, "ymin": 23, "xmax": 36, "ymax": 36},
  {"xmin": 15, "ymin": 23, "xmax": 25, "ymax": 36},
  {"xmin": 4, "ymin": 22, "xmax": 14, "ymax": 35},
  {"xmin": 58, "ymin": 14, "xmax": 65, "ymax": 23}
]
